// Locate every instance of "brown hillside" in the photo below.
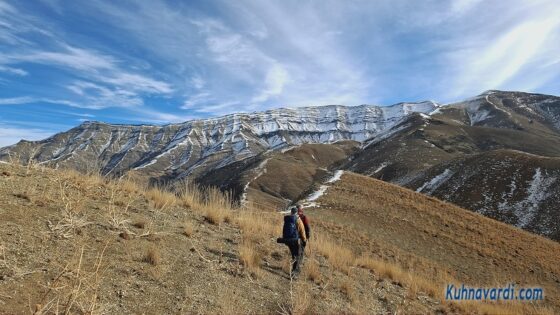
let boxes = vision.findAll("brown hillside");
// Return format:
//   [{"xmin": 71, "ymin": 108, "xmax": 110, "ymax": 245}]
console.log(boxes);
[
  {"xmin": 245, "ymin": 141, "xmax": 359, "ymax": 210},
  {"xmin": 303, "ymin": 171, "xmax": 560, "ymax": 313},
  {"xmin": 0, "ymin": 162, "xmax": 443, "ymax": 314}
]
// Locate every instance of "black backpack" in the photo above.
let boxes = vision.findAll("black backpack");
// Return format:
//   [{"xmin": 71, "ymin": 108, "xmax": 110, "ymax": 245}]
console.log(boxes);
[{"xmin": 282, "ymin": 215, "xmax": 299, "ymax": 240}]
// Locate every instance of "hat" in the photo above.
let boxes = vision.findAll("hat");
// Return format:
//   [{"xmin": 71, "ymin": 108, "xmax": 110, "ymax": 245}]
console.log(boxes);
[{"xmin": 290, "ymin": 207, "xmax": 298, "ymax": 214}]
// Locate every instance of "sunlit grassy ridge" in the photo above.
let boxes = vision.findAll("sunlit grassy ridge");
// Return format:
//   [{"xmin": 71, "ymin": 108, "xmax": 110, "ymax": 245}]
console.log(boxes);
[{"xmin": 0, "ymin": 161, "xmax": 557, "ymax": 314}]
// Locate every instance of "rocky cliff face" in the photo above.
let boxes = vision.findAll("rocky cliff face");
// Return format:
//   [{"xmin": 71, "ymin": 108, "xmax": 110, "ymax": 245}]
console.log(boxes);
[{"xmin": 0, "ymin": 102, "xmax": 437, "ymax": 179}]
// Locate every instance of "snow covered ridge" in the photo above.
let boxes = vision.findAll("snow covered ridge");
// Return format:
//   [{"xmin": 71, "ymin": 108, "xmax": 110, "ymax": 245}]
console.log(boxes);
[{"xmin": 0, "ymin": 102, "xmax": 438, "ymax": 177}]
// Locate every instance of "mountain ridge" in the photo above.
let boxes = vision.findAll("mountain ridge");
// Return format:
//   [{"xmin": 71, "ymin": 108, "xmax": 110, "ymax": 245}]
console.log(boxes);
[{"xmin": 3, "ymin": 90, "xmax": 560, "ymax": 241}]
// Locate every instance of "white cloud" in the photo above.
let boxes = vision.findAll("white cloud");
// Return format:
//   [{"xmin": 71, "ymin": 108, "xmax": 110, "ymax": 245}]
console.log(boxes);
[
  {"xmin": 66, "ymin": 81, "xmax": 143, "ymax": 108},
  {"xmin": 441, "ymin": 1, "xmax": 560, "ymax": 100},
  {"xmin": 0, "ymin": 126, "xmax": 54, "ymax": 147},
  {"xmin": 11, "ymin": 45, "xmax": 116, "ymax": 71},
  {"xmin": 0, "ymin": 96, "xmax": 81, "ymax": 107},
  {"xmin": 0, "ymin": 65, "xmax": 27, "ymax": 76},
  {"xmin": 182, "ymin": 91, "xmax": 212, "ymax": 109},
  {"xmin": 252, "ymin": 63, "xmax": 290, "ymax": 102},
  {"xmin": 191, "ymin": 76, "xmax": 206, "ymax": 89}
]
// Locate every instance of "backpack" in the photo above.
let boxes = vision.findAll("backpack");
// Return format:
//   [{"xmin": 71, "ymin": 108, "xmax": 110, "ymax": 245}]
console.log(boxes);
[{"xmin": 282, "ymin": 215, "xmax": 299, "ymax": 240}]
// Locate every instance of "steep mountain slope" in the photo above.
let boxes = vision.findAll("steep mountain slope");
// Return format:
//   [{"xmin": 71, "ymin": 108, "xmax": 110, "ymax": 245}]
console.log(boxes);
[
  {"xmin": 0, "ymin": 102, "xmax": 436, "ymax": 181},
  {"xmin": 407, "ymin": 150, "xmax": 560, "ymax": 240},
  {"xmin": 343, "ymin": 90, "xmax": 560, "ymax": 240},
  {"xmin": 303, "ymin": 171, "xmax": 560, "ymax": 313}
]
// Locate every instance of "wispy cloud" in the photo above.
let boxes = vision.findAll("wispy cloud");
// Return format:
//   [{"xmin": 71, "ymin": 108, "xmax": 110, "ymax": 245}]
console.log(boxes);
[
  {"xmin": 0, "ymin": 65, "xmax": 27, "ymax": 76},
  {"xmin": 0, "ymin": 126, "xmax": 55, "ymax": 147}
]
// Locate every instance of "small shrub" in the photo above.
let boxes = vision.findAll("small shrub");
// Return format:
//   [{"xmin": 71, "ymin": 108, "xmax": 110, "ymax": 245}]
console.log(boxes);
[
  {"xmin": 145, "ymin": 187, "xmax": 177, "ymax": 211},
  {"xmin": 144, "ymin": 247, "xmax": 161, "ymax": 266},
  {"xmin": 340, "ymin": 280, "xmax": 355, "ymax": 301},
  {"xmin": 183, "ymin": 221, "xmax": 194, "ymax": 237},
  {"xmin": 204, "ymin": 206, "xmax": 231, "ymax": 225},
  {"xmin": 304, "ymin": 259, "xmax": 321, "ymax": 283},
  {"xmin": 239, "ymin": 242, "xmax": 261, "ymax": 275}
]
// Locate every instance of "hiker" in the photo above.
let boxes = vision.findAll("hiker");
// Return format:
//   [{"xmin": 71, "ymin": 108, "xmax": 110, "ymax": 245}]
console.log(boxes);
[
  {"xmin": 297, "ymin": 204, "xmax": 311, "ymax": 259},
  {"xmin": 280, "ymin": 206, "xmax": 307, "ymax": 277}
]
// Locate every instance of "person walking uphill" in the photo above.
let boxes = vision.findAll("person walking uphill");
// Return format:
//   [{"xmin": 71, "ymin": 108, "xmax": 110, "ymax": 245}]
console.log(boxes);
[
  {"xmin": 296, "ymin": 204, "xmax": 311, "ymax": 263},
  {"xmin": 280, "ymin": 207, "xmax": 307, "ymax": 278}
]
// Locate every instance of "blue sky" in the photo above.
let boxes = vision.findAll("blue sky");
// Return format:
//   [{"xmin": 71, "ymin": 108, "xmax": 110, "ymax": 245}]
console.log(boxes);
[{"xmin": 1, "ymin": 0, "xmax": 560, "ymax": 146}]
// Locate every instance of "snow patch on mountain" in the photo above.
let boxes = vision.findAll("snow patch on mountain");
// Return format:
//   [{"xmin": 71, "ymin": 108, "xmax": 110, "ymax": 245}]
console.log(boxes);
[
  {"xmin": 416, "ymin": 169, "xmax": 454, "ymax": 194},
  {"xmin": 306, "ymin": 170, "xmax": 345, "ymax": 206},
  {"xmin": 512, "ymin": 168, "xmax": 556, "ymax": 228},
  {"xmin": 327, "ymin": 170, "xmax": 344, "ymax": 183}
]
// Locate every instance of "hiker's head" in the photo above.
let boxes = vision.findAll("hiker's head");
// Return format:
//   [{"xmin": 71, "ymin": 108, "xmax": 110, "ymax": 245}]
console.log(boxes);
[
  {"xmin": 290, "ymin": 207, "xmax": 298, "ymax": 215},
  {"xmin": 297, "ymin": 204, "xmax": 303, "ymax": 214}
]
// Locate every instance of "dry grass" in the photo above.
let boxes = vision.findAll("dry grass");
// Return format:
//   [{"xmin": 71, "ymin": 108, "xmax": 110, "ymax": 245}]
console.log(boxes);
[
  {"xmin": 120, "ymin": 178, "xmax": 141, "ymax": 194},
  {"xmin": 203, "ymin": 206, "xmax": 231, "ymax": 225},
  {"xmin": 340, "ymin": 280, "xmax": 356, "ymax": 301},
  {"xmin": 238, "ymin": 241, "xmax": 261, "ymax": 276},
  {"xmin": 200, "ymin": 187, "xmax": 232, "ymax": 225},
  {"xmin": 303, "ymin": 259, "xmax": 321, "ymax": 283},
  {"xmin": 235, "ymin": 209, "xmax": 280, "ymax": 241},
  {"xmin": 144, "ymin": 247, "xmax": 161, "ymax": 266},
  {"xmin": 456, "ymin": 301, "xmax": 557, "ymax": 315},
  {"xmin": 178, "ymin": 183, "xmax": 232, "ymax": 225},
  {"xmin": 311, "ymin": 234, "xmax": 354, "ymax": 274},
  {"xmin": 183, "ymin": 221, "xmax": 194, "ymax": 237},
  {"xmin": 355, "ymin": 254, "xmax": 439, "ymax": 297},
  {"xmin": 278, "ymin": 280, "xmax": 311, "ymax": 315},
  {"xmin": 33, "ymin": 245, "xmax": 107, "ymax": 315},
  {"xmin": 145, "ymin": 186, "xmax": 177, "ymax": 211},
  {"xmin": 178, "ymin": 181, "xmax": 203, "ymax": 209}
]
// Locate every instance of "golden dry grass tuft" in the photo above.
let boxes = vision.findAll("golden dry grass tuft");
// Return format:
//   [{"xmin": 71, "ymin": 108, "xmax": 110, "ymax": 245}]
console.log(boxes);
[
  {"xmin": 145, "ymin": 186, "xmax": 177, "ymax": 211},
  {"xmin": 178, "ymin": 181, "xmax": 203, "ymax": 209},
  {"xmin": 311, "ymin": 234, "xmax": 354, "ymax": 274},
  {"xmin": 144, "ymin": 247, "xmax": 161, "ymax": 266},
  {"xmin": 303, "ymin": 259, "xmax": 321, "ymax": 283},
  {"xmin": 278, "ymin": 280, "xmax": 311, "ymax": 315},
  {"xmin": 200, "ymin": 187, "xmax": 232, "ymax": 225},
  {"xmin": 183, "ymin": 220, "xmax": 194, "ymax": 237},
  {"xmin": 355, "ymin": 254, "xmax": 439, "ymax": 297},
  {"xmin": 235, "ymin": 209, "xmax": 280, "ymax": 241},
  {"xmin": 340, "ymin": 280, "xmax": 356, "ymax": 301},
  {"xmin": 238, "ymin": 241, "xmax": 261, "ymax": 276}
]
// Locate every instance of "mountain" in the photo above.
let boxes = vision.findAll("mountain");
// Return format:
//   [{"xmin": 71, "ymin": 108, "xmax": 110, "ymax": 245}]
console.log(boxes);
[
  {"xmin": 3, "ymin": 90, "xmax": 560, "ymax": 241},
  {"xmin": 0, "ymin": 102, "xmax": 437, "ymax": 181},
  {"xmin": 407, "ymin": 150, "xmax": 560, "ymax": 241},
  {"xmin": 344, "ymin": 90, "xmax": 560, "ymax": 240}
]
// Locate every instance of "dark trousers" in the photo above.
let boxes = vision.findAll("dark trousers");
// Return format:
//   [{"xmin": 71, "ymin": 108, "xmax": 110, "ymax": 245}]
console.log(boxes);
[{"xmin": 285, "ymin": 239, "xmax": 302, "ymax": 274}]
